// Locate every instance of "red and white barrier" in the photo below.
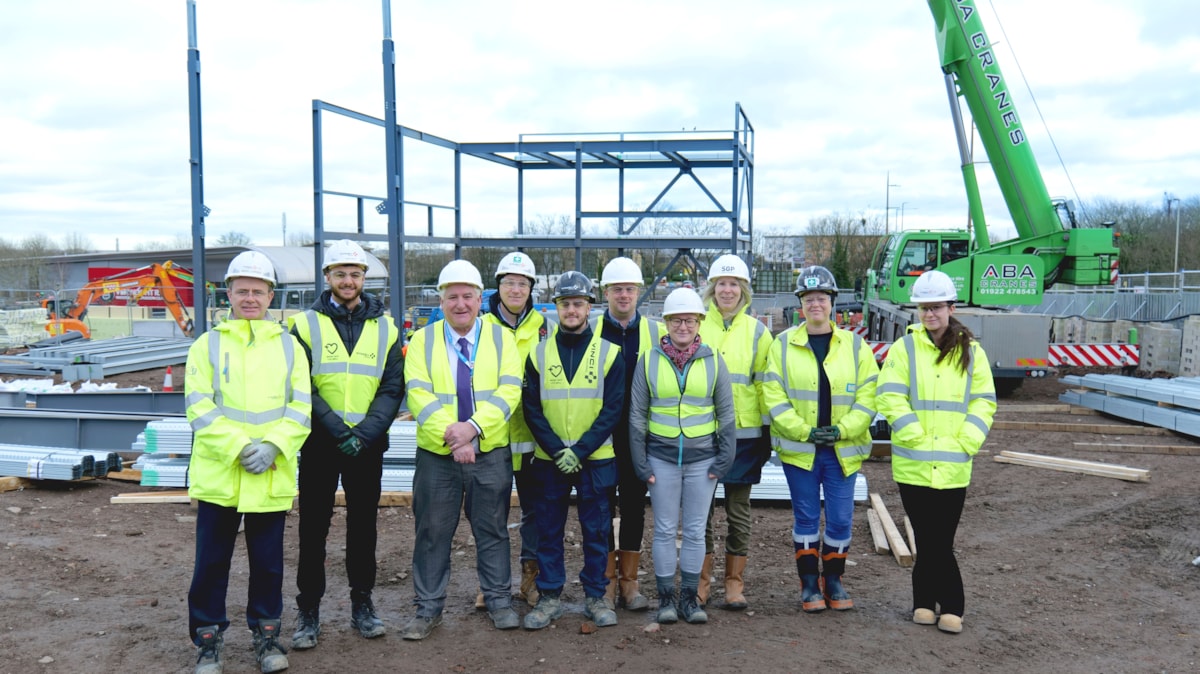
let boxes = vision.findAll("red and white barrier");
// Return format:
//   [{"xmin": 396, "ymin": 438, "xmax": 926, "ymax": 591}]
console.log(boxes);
[{"xmin": 1049, "ymin": 343, "xmax": 1139, "ymax": 367}]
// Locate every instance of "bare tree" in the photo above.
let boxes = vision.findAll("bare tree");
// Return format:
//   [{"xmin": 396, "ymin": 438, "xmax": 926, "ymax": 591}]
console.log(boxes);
[
  {"xmin": 60, "ymin": 232, "xmax": 95, "ymax": 254},
  {"xmin": 216, "ymin": 231, "xmax": 253, "ymax": 246},
  {"xmin": 804, "ymin": 212, "xmax": 885, "ymax": 291}
]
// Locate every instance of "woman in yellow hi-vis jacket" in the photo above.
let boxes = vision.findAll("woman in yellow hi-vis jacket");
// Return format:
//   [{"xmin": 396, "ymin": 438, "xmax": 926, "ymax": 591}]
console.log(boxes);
[
  {"xmin": 876, "ymin": 270, "xmax": 996, "ymax": 635},
  {"xmin": 762, "ymin": 265, "xmax": 877, "ymax": 614}
]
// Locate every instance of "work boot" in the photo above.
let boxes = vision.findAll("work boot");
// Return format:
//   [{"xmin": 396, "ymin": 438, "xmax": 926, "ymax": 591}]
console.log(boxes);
[
  {"xmin": 400, "ymin": 613, "xmax": 441, "ymax": 640},
  {"xmin": 913, "ymin": 608, "xmax": 937, "ymax": 625},
  {"xmin": 938, "ymin": 614, "xmax": 964, "ymax": 634},
  {"xmin": 519, "ymin": 559, "xmax": 540, "ymax": 608},
  {"xmin": 351, "ymin": 596, "xmax": 386, "ymax": 638},
  {"xmin": 584, "ymin": 596, "xmax": 618, "ymax": 627},
  {"xmin": 488, "ymin": 605, "xmax": 520, "ymax": 630},
  {"xmin": 800, "ymin": 575, "xmax": 827, "ymax": 613},
  {"xmin": 679, "ymin": 585, "xmax": 708, "ymax": 624},
  {"xmin": 474, "ymin": 591, "xmax": 486, "ymax": 610},
  {"xmin": 696, "ymin": 552, "xmax": 713, "ymax": 607},
  {"xmin": 655, "ymin": 577, "xmax": 678, "ymax": 624},
  {"xmin": 252, "ymin": 620, "xmax": 289, "ymax": 674},
  {"xmin": 723, "ymin": 553, "xmax": 747, "ymax": 610},
  {"xmin": 291, "ymin": 606, "xmax": 320, "ymax": 650},
  {"xmin": 603, "ymin": 552, "xmax": 618, "ymax": 609},
  {"xmin": 820, "ymin": 543, "xmax": 853, "ymax": 610},
  {"xmin": 617, "ymin": 550, "xmax": 649, "ymax": 611},
  {"xmin": 194, "ymin": 625, "xmax": 223, "ymax": 674},
  {"xmin": 523, "ymin": 593, "xmax": 564, "ymax": 630}
]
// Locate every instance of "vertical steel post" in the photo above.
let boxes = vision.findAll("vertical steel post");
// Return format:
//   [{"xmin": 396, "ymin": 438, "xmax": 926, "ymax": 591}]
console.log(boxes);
[
  {"xmin": 186, "ymin": 0, "xmax": 208, "ymax": 334},
  {"xmin": 382, "ymin": 0, "xmax": 405, "ymax": 334}
]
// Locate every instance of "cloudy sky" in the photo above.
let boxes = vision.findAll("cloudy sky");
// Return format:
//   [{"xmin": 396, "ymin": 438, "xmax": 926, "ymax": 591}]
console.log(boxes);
[{"xmin": 2, "ymin": 0, "xmax": 1198, "ymax": 253}]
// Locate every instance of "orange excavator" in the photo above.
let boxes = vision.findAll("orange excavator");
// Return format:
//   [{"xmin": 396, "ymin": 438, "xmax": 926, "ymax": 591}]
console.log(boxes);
[{"xmin": 42, "ymin": 261, "xmax": 202, "ymax": 339}]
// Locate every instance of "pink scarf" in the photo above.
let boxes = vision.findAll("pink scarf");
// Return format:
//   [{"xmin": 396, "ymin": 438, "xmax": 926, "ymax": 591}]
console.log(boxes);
[{"xmin": 661, "ymin": 334, "xmax": 701, "ymax": 371}]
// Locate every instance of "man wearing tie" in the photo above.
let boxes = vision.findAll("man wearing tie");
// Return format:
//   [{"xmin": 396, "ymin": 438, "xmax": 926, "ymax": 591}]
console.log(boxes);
[{"xmin": 401, "ymin": 259, "xmax": 523, "ymax": 640}]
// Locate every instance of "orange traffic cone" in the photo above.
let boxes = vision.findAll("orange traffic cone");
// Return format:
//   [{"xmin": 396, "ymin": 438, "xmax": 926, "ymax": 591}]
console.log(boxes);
[{"xmin": 163, "ymin": 366, "xmax": 174, "ymax": 392}]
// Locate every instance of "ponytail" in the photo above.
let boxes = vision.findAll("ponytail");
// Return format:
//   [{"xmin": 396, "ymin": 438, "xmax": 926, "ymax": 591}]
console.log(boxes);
[{"xmin": 934, "ymin": 316, "xmax": 973, "ymax": 374}]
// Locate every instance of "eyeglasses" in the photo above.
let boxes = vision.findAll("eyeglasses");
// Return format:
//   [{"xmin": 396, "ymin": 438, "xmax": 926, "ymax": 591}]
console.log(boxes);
[
  {"xmin": 606, "ymin": 285, "xmax": 639, "ymax": 296},
  {"xmin": 499, "ymin": 279, "xmax": 531, "ymax": 290},
  {"xmin": 231, "ymin": 288, "xmax": 270, "ymax": 299},
  {"xmin": 667, "ymin": 317, "xmax": 699, "ymax": 327},
  {"xmin": 801, "ymin": 295, "xmax": 830, "ymax": 306},
  {"xmin": 917, "ymin": 303, "xmax": 952, "ymax": 313}
]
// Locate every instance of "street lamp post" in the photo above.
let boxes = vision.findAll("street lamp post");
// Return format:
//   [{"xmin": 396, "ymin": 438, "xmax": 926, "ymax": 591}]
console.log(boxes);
[{"xmin": 885, "ymin": 171, "xmax": 900, "ymax": 235}]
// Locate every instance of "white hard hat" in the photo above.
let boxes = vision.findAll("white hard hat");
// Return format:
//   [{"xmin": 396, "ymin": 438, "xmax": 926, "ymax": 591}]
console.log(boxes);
[
  {"xmin": 600, "ymin": 257, "xmax": 644, "ymax": 288},
  {"xmin": 437, "ymin": 259, "xmax": 484, "ymax": 291},
  {"xmin": 662, "ymin": 288, "xmax": 705, "ymax": 317},
  {"xmin": 708, "ymin": 254, "xmax": 751, "ymax": 283},
  {"xmin": 495, "ymin": 251, "xmax": 537, "ymax": 283},
  {"xmin": 910, "ymin": 270, "xmax": 958, "ymax": 303},
  {"xmin": 225, "ymin": 251, "xmax": 276, "ymax": 286},
  {"xmin": 323, "ymin": 239, "xmax": 369, "ymax": 272}
]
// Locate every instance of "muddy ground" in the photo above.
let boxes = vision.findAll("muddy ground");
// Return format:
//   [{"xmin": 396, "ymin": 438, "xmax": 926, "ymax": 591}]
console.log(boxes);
[{"xmin": 1, "ymin": 373, "xmax": 1199, "ymax": 673}]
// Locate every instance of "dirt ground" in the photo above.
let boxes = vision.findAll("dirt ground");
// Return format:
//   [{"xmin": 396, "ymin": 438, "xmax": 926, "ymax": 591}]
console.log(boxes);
[{"xmin": 2, "ymin": 372, "xmax": 1200, "ymax": 673}]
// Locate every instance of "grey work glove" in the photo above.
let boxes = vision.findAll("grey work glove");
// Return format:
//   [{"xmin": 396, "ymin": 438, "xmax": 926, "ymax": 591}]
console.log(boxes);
[
  {"xmin": 241, "ymin": 441, "xmax": 280, "ymax": 474},
  {"xmin": 554, "ymin": 448, "xmax": 582, "ymax": 475},
  {"xmin": 337, "ymin": 433, "xmax": 364, "ymax": 457}
]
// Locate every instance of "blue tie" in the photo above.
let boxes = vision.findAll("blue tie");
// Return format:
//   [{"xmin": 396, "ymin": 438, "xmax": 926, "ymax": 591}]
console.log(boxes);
[{"xmin": 456, "ymin": 337, "xmax": 473, "ymax": 422}]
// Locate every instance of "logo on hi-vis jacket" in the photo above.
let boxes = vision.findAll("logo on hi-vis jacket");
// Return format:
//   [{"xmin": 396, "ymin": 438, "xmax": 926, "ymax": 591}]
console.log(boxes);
[{"xmin": 978, "ymin": 263, "xmax": 1039, "ymax": 296}]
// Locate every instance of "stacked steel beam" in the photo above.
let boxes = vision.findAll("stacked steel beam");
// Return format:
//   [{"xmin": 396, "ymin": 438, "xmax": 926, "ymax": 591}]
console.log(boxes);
[{"xmin": 0, "ymin": 443, "xmax": 123, "ymax": 481}]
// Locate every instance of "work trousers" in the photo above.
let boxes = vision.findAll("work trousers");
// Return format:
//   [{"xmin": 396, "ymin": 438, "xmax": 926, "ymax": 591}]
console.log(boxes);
[
  {"xmin": 295, "ymin": 442, "xmax": 384, "ymax": 610},
  {"xmin": 188, "ymin": 501, "xmax": 286, "ymax": 644},
  {"xmin": 781, "ymin": 447, "xmax": 856, "ymax": 548},
  {"xmin": 530, "ymin": 456, "xmax": 616, "ymax": 598},
  {"xmin": 513, "ymin": 454, "xmax": 539, "ymax": 563},
  {"xmin": 609, "ymin": 439, "xmax": 648, "ymax": 551},
  {"xmin": 899, "ymin": 482, "xmax": 967, "ymax": 617},
  {"xmin": 411, "ymin": 446, "xmax": 513, "ymax": 617},
  {"xmin": 704, "ymin": 436, "xmax": 766, "ymax": 555},
  {"xmin": 647, "ymin": 456, "xmax": 716, "ymax": 578}
]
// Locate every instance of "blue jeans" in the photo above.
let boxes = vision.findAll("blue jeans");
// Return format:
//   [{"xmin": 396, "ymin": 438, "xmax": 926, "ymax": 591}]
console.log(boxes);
[
  {"xmin": 188, "ymin": 501, "xmax": 285, "ymax": 643},
  {"xmin": 647, "ymin": 456, "xmax": 716, "ymax": 578},
  {"xmin": 411, "ymin": 446, "xmax": 513, "ymax": 616},
  {"xmin": 530, "ymin": 456, "xmax": 616, "ymax": 598},
  {"xmin": 782, "ymin": 447, "xmax": 856, "ymax": 549}
]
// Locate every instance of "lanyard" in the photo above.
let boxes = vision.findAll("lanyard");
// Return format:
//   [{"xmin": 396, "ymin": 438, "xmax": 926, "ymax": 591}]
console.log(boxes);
[{"xmin": 445, "ymin": 319, "xmax": 481, "ymax": 371}]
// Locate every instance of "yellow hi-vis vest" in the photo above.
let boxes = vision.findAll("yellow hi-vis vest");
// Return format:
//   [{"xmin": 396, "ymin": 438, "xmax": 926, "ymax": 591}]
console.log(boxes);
[
  {"xmin": 484, "ymin": 308, "xmax": 553, "ymax": 455},
  {"xmin": 590, "ymin": 314, "xmax": 664, "ymax": 357},
  {"xmin": 645, "ymin": 347, "xmax": 718, "ymax": 438},
  {"xmin": 403, "ymin": 319, "xmax": 522, "ymax": 454},
  {"xmin": 699, "ymin": 307, "xmax": 772, "ymax": 438},
  {"xmin": 185, "ymin": 319, "xmax": 312, "ymax": 512},
  {"xmin": 290, "ymin": 310, "xmax": 399, "ymax": 426},
  {"xmin": 531, "ymin": 330, "xmax": 619, "ymax": 461}
]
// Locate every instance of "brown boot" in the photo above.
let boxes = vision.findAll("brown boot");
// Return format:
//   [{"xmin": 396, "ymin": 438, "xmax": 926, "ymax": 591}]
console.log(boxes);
[
  {"xmin": 617, "ymin": 550, "xmax": 649, "ymax": 611},
  {"xmin": 723, "ymin": 554, "xmax": 747, "ymax": 610},
  {"xmin": 696, "ymin": 553, "xmax": 714, "ymax": 607},
  {"xmin": 603, "ymin": 551, "xmax": 618, "ymax": 609},
  {"xmin": 519, "ymin": 559, "xmax": 540, "ymax": 608},
  {"xmin": 474, "ymin": 591, "xmax": 486, "ymax": 610}
]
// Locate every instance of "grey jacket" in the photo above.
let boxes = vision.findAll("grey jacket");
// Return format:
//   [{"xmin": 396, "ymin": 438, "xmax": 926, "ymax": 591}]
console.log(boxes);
[{"xmin": 629, "ymin": 342, "xmax": 736, "ymax": 481}]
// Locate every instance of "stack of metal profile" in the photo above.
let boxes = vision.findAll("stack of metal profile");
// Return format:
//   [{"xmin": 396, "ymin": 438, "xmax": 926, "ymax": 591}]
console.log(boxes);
[
  {"xmin": 714, "ymin": 460, "xmax": 868, "ymax": 503},
  {"xmin": 1061, "ymin": 373, "xmax": 1200, "ymax": 437},
  {"xmin": 134, "ymin": 419, "xmax": 195, "ymax": 454},
  {"xmin": 0, "ymin": 443, "xmax": 124, "ymax": 481},
  {"xmin": 0, "ymin": 336, "xmax": 192, "ymax": 380}
]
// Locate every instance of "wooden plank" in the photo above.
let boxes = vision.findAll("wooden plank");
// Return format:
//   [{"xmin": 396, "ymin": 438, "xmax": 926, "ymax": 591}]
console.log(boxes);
[
  {"xmin": 997, "ymin": 404, "xmax": 1072, "ymax": 414},
  {"xmin": 903, "ymin": 515, "xmax": 918, "ymax": 560},
  {"xmin": 866, "ymin": 508, "xmax": 890, "ymax": 554},
  {"xmin": 870, "ymin": 441, "xmax": 891, "ymax": 458},
  {"xmin": 994, "ymin": 451, "xmax": 1150, "ymax": 483},
  {"xmin": 110, "ymin": 490, "xmax": 192, "ymax": 504},
  {"xmin": 105, "ymin": 469, "xmax": 143, "ymax": 483},
  {"xmin": 0, "ymin": 476, "xmax": 29, "ymax": 493},
  {"xmin": 868, "ymin": 493, "xmax": 913, "ymax": 567},
  {"xmin": 992, "ymin": 420, "xmax": 1170, "ymax": 436},
  {"xmin": 1073, "ymin": 442, "xmax": 1200, "ymax": 456}
]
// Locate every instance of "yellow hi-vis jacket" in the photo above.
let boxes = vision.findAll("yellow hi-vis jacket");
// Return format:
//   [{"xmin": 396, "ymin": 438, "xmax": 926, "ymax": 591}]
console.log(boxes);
[
  {"xmin": 290, "ymin": 310, "xmax": 399, "ymax": 426},
  {"xmin": 404, "ymin": 319, "xmax": 521, "ymax": 454},
  {"xmin": 699, "ymin": 307, "xmax": 772, "ymax": 438},
  {"xmin": 185, "ymin": 319, "xmax": 312, "ymax": 512},
  {"xmin": 645, "ymin": 347, "xmax": 718, "ymax": 438},
  {"xmin": 876, "ymin": 325, "xmax": 996, "ymax": 490},
  {"xmin": 484, "ymin": 308, "xmax": 553, "ymax": 457},
  {"xmin": 531, "ymin": 330, "xmax": 619, "ymax": 461},
  {"xmin": 761, "ymin": 324, "xmax": 878, "ymax": 476}
]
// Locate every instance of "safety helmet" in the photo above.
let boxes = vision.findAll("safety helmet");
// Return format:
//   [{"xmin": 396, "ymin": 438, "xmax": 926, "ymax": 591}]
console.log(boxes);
[
  {"xmin": 794, "ymin": 265, "xmax": 838, "ymax": 299},
  {"xmin": 437, "ymin": 259, "xmax": 484, "ymax": 291},
  {"xmin": 551, "ymin": 271, "xmax": 595, "ymax": 303},
  {"xmin": 494, "ymin": 251, "xmax": 537, "ymax": 284},
  {"xmin": 708, "ymin": 254, "xmax": 751, "ymax": 283},
  {"xmin": 225, "ymin": 250, "xmax": 276, "ymax": 287},
  {"xmin": 662, "ymin": 288, "xmax": 705, "ymax": 317},
  {"xmin": 323, "ymin": 239, "xmax": 370, "ymax": 272},
  {"xmin": 600, "ymin": 257, "xmax": 644, "ymax": 288},
  {"xmin": 910, "ymin": 270, "xmax": 958, "ymax": 303}
]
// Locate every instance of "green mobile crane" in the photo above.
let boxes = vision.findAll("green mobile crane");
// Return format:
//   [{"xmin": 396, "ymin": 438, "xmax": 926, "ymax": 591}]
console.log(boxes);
[{"xmin": 863, "ymin": 0, "xmax": 1120, "ymax": 393}]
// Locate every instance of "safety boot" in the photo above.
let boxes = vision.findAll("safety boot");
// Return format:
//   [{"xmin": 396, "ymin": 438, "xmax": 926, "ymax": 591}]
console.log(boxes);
[
  {"xmin": 584, "ymin": 596, "xmax": 618, "ymax": 627},
  {"xmin": 194, "ymin": 625, "xmax": 223, "ymax": 674},
  {"xmin": 603, "ymin": 551, "xmax": 618, "ymax": 609},
  {"xmin": 696, "ymin": 552, "xmax": 713, "ymax": 607},
  {"xmin": 252, "ymin": 620, "xmax": 289, "ymax": 674},
  {"xmin": 678, "ymin": 585, "xmax": 708, "ymax": 624},
  {"xmin": 796, "ymin": 542, "xmax": 825, "ymax": 612},
  {"xmin": 723, "ymin": 553, "xmax": 747, "ymax": 610},
  {"xmin": 351, "ymin": 596, "xmax": 386, "ymax": 638},
  {"xmin": 655, "ymin": 578, "xmax": 678, "ymax": 624},
  {"xmin": 821, "ymin": 543, "xmax": 853, "ymax": 610},
  {"xmin": 291, "ymin": 606, "xmax": 320, "ymax": 650},
  {"xmin": 523, "ymin": 592, "xmax": 563, "ymax": 630},
  {"xmin": 617, "ymin": 550, "xmax": 649, "ymax": 611},
  {"xmin": 519, "ymin": 559, "xmax": 540, "ymax": 607}
]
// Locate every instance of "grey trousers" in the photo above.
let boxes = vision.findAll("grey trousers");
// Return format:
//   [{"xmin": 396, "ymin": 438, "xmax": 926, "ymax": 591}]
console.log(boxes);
[{"xmin": 411, "ymin": 446, "xmax": 513, "ymax": 616}]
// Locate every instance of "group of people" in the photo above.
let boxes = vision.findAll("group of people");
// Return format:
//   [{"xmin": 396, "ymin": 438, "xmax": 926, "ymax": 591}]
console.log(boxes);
[{"xmin": 183, "ymin": 243, "xmax": 995, "ymax": 674}]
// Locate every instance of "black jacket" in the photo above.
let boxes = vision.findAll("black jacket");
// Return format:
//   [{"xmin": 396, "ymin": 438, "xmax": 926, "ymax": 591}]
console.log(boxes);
[
  {"xmin": 291, "ymin": 290, "xmax": 405, "ymax": 453},
  {"xmin": 597, "ymin": 310, "xmax": 652, "ymax": 448}
]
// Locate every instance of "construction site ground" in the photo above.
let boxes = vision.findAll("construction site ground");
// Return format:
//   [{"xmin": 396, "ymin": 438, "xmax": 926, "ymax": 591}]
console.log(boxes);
[{"xmin": 2, "ymin": 372, "xmax": 1199, "ymax": 673}]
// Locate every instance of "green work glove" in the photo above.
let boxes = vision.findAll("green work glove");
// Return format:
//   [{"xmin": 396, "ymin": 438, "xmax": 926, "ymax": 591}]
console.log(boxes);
[
  {"xmin": 811, "ymin": 426, "xmax": 841, "ymax": 445},
  {"xmin": 806, "ymin": 427, "xmax": 822, "ymax": 444},
  {"xmin": 337, "ymin": 433, "xmax": 364, "ymax": 457},
  {"xmin": 241, "ymin": 442, "xmax": 280, "ymax": 474},
  {"xmin": 554, "ymin": 448, "xmax": 582, "ymax": 475}
]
